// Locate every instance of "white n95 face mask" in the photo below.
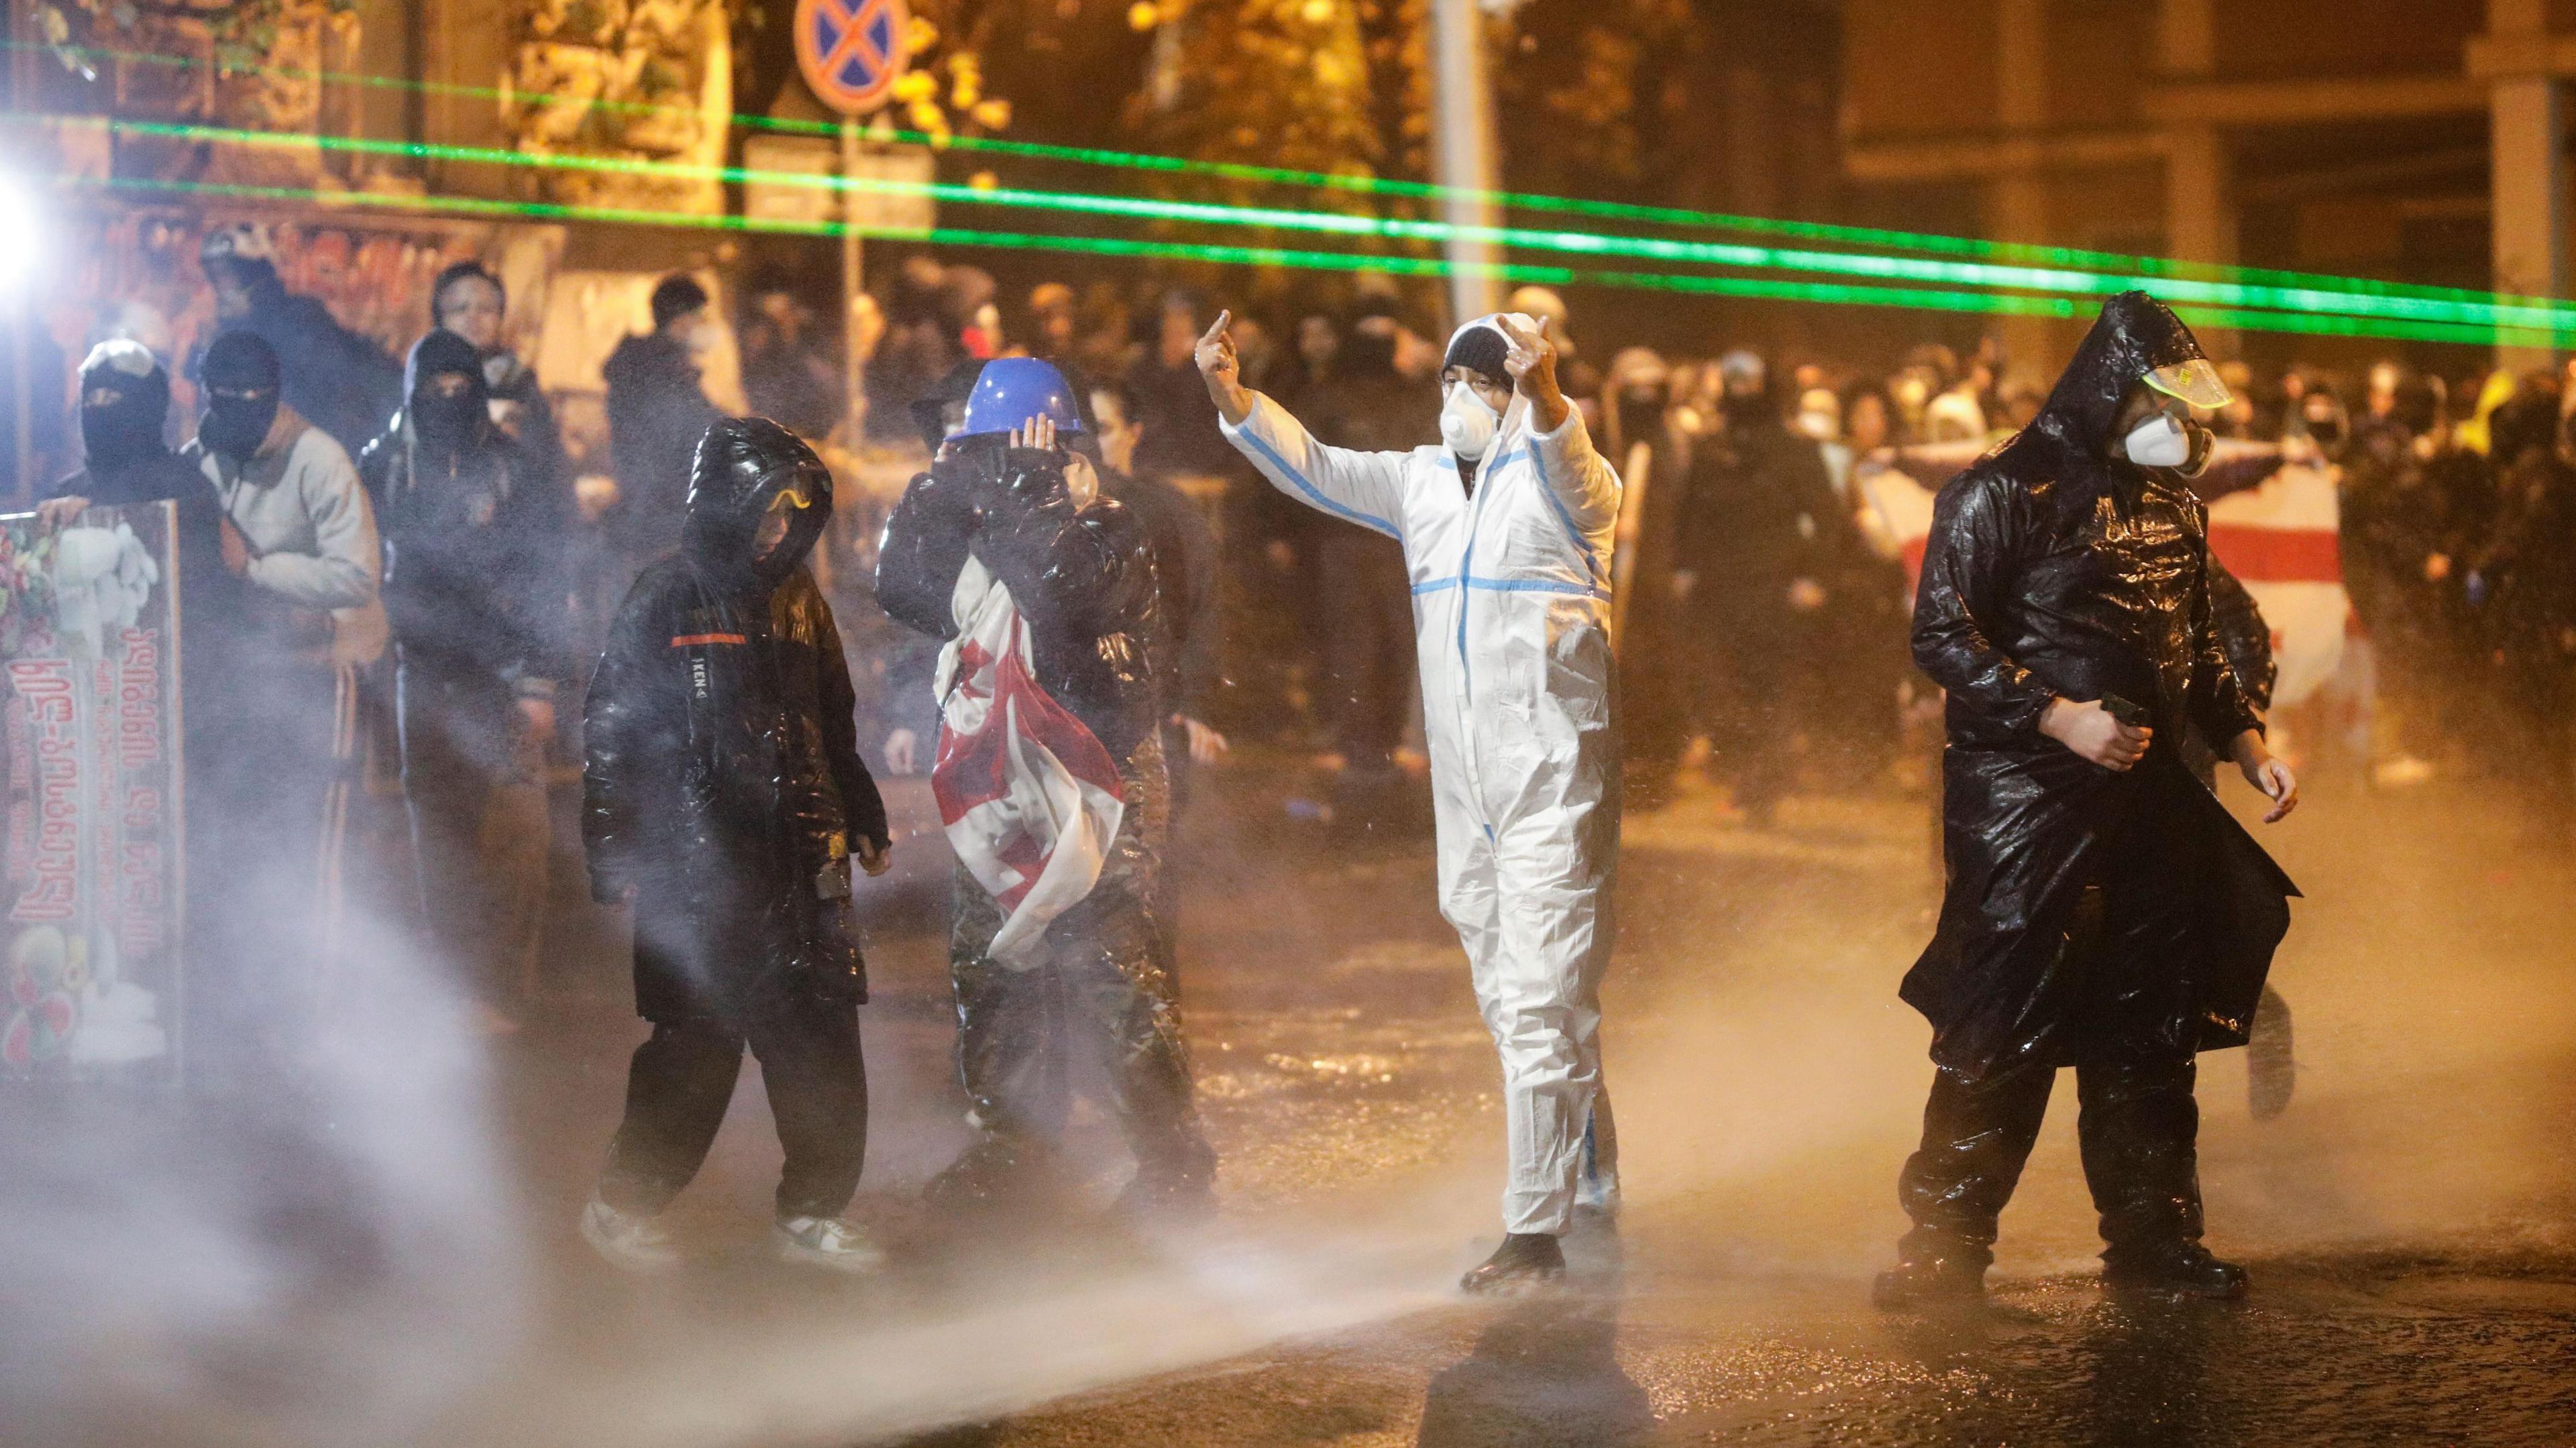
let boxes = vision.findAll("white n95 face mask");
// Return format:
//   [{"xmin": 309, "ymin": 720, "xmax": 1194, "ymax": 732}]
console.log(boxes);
[
  {"xmin": 1441, "ymin": 382, "xmax": 1501, "ymax": 460},
  {"xmin": 2122, "ymin": 412, "xmax": 2211, "ymax": 475}
]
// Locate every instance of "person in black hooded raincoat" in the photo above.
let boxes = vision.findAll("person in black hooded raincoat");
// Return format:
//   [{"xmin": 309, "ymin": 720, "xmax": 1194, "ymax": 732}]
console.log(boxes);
[
  {"xmin": 578, "ymin": 417, "xmax": 894, "ymax": 1274},
  {"xmin": 363, "ymin": 329, "xmax": 572, "ymax": 1021},
  {"xmin": 1877, "ymin": 292, "xmax": 2301, "ymax": 1309}
]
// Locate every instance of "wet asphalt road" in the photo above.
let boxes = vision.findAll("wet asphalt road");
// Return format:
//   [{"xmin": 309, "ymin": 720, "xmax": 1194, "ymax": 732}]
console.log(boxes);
[{"xmin": 11, "ymin": 758, "xmax": 2576, "ymax": 1445}]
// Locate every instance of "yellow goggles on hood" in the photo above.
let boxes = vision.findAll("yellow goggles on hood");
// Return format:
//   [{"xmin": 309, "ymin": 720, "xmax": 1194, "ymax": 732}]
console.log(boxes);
[
  {"xmin": 765, "ymin": 476, "xmax": 818, "ymax": 514},
  {"xmin": 2141, "ymin": 358, "xmax": 2232, "ymax": 411}
]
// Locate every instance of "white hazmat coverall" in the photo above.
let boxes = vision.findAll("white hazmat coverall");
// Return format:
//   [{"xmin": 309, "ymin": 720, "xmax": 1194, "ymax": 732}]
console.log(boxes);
[{"xmin": 1221, "ymin": 325, "xmax": 1621, "ymax": 1235}]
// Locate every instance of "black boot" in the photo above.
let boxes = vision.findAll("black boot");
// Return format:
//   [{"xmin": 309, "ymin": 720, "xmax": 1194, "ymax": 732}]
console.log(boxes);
[
  {"xmin": 1460, "ymin": 1233, "xmax": 1565, "ymax": 1295},
  {"xmin": 924, "ymin": 1132, "xmax": 1053, "ymax": 1213},
  {"xmin": 2076, "ymin": 1056, "xmax": 2243, "ymax": 1297},
  {"xmin": 2103, "ymin": 1241, "xmax": 2249, "ymax": 1300},
  {"xmin": 1872, "ymin": 1231, "xmax": 1989, "ymax": 1310},
  {"xmin": 1880, "ymin": 1064, "xmax": 2053, "ymax": 1308}
]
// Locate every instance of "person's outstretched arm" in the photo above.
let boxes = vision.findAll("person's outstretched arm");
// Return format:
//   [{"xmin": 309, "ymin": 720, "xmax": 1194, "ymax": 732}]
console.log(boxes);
[{"xmin": 1197, "ymin": 311, "xmax": 1407, "ymax": 540}]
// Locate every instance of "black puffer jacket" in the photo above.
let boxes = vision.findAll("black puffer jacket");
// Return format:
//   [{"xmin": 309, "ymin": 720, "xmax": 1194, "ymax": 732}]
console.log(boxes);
[
  {"xmin": 1904, "ymin": 291, "xmax": 2297, "ymax": 1079},
  {"xmin": 583, "ymin": 418, "xmax": 889, "ymax": 1021},
  {"xmin": 877, "ymin": 440, "xmax": 1161, "ymax": 759}
]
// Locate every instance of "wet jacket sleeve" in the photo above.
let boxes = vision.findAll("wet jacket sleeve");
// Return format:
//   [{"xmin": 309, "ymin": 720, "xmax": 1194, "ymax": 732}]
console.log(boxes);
[
  {"xmin": 1525, "ymin": 405, "xmax": 1622, "ymax": 537},
  {"xmin": 2186, "ymin": 520, "xmax": 2265, "ymax": 746},
  {"xmin": 1911, "ymin": 469, "xmax": 2059, "ymax": 735},
  {"xmin": 581, "ymin": 581, "xmax": 679, "ymax": 901},
  {"xmin": 1220, "ymin": 391, "xmax": 1408, "ymax": 540},
  {"xmin": 814, "ymin": 600, "xmax": 890, "ymax": 852},
  {"xmin": 973, "ymin": 451, "xmax": 1152, "ymax": 639},
  {"xmin": 876, "ymin": 468, "xmax": 976, "ymax": 640},
  {"xmin": 243, "ymin": 431, "xmax": 381, "ymax": 610}
]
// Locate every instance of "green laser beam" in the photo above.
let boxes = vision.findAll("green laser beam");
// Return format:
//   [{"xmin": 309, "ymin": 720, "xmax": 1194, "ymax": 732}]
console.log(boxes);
[
  {"xmin": 39, "ymin": 112, "xmax": 2576, "ymax": 339},
  {"xmin": 56, "ymin": 171, "xmax": 2561, "ymax": 350},
  {"xmin": 17, "ymin": 34, "xmax": 2573, "ymax": 316}
]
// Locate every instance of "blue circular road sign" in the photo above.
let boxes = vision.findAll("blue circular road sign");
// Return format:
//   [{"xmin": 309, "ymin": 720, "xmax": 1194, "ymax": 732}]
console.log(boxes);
[{"xmin": 795, "ymin": 0, "xmax": 909, "ymax": 116}]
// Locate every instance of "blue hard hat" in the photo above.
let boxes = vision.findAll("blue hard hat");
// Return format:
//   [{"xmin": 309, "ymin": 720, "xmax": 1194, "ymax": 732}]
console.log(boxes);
[{"xmin": 959, "ymin": 356, "xmax": 1085, "ymax": 439}]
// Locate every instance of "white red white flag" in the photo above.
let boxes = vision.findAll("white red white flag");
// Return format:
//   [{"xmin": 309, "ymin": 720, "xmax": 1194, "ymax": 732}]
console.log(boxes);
[{"xmin": 930, "ymin": 559, "xmax": 1127, "ymax": 967}]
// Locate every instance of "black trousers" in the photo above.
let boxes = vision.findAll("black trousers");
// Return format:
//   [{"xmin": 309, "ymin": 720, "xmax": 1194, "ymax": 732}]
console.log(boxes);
[
  {"xmin": 947, "ymin": 732, "xmax": 1213, "ymax": 1184},
  {"xmin": 1895, "ymin": 800, "xmax": 2206, "ymax": 1269},
  {"xmin": 598, "ymin": 994, "xmax": 868, "ymax": 1220},
  {"xmin": 1703, "ymin": 604, "xmax": 1808, "ymax": 815}
]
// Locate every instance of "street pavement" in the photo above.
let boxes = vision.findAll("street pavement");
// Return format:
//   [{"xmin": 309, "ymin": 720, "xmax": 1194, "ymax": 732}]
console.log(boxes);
[{"xmin": 9, "ymin": 759, "xmax": 2574, "ymax": 1445}]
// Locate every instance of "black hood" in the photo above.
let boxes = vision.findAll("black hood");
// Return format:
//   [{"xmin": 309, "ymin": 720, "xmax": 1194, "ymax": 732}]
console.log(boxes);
[
  {"xmin": 683, "ymin": 416, "xmax": 833, "ymax": 583},
  {"xmin": 403, "ymin": 327, "xmax": 492, "ymax": 458},
  {"xmin": 2017, "ymin": 290, "xmax": 2210, "ymax": 459}
]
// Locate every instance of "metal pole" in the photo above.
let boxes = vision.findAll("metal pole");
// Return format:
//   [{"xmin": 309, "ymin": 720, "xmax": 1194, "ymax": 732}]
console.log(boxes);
[
  {"xmin": 1430, "ymin": 0, "xmax": 1503, "ymax": 325},
  {"xmin": 840, "ymin": 116, "xmax": 867, "ymax": 447}
]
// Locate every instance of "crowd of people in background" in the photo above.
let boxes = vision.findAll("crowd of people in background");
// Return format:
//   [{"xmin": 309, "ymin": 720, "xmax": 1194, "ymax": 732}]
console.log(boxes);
[{"xmin": 22, "ymin": 223, "xmax": 2576, "ymax": 1073}]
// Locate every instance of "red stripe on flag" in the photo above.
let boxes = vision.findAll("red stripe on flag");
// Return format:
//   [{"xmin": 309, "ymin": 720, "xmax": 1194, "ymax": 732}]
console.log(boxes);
[
  {"xmin": 2207, "ymin": 526, "xmax": 2341, "ymax": 585},
  {"xmin": 669, "ymin": 632, "xmax": 748, "ymax": 647}
]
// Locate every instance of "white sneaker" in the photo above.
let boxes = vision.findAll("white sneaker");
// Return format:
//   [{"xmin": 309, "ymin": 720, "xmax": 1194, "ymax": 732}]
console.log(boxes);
[
  {"xmin": 774, "ymin": 1213, "xmax": 888, "ymax": 1274},
  {"xmin": 580, "ymin": 1195, "xmax": 682, "ymax": 1273}
]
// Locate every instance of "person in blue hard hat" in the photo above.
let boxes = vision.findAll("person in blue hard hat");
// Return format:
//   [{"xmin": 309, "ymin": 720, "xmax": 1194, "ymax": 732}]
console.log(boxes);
[{"xmin": 877, "ymin": 355, "xmax": 1217, "ymax": 1219}]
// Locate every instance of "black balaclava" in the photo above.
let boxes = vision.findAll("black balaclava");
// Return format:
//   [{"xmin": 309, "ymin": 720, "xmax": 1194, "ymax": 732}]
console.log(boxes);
[
  {"xmin": 199, "ymin": 331, "xmax": 283, "ymax": 461},
  {"xmin": 683, "ymin": 416, "xmax": 833, "ymax": 585},
  {"xmin": 1342, "ymin": 317, "xmax": 1401, "ymax": 380},
  {"xmin": 404, "ymin": 328, "xmax": 490, "ymax": 460},
  {"xmin": 78, "ymin": 341, "xmax": 172, "ymax": 476}
]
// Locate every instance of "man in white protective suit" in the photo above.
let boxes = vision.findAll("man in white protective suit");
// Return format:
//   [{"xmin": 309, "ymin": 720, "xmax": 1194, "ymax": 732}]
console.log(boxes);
[{"xmin": 1200, "ymin": 308, "xmax": 1621, "ymax": 1294}]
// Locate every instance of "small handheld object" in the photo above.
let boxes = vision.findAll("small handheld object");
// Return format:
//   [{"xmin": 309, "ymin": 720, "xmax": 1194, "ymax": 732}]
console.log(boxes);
[{"xmin": 2100, "ymin": 694, "xmax": 2150, "ymax": 729}]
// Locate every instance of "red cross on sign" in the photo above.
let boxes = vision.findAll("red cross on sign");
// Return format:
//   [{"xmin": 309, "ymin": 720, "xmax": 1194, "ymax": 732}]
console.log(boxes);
[{"xmin": 794, "ymin": 0, "xmax": 909, "ymax": 116}]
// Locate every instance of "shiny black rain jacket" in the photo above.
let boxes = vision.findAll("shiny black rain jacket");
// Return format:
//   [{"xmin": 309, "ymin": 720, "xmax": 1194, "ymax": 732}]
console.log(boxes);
[
  {"xmin": 583, "ymin": 419, "xmax": 890, "ymax": 1022},
  {"xmin": 1905, "ymin": 292, "xmax": 2298, "ymax": 1080},
  {"xmin": 876, "ymin": 439, "xmax": 1162, "ymax": 761}
]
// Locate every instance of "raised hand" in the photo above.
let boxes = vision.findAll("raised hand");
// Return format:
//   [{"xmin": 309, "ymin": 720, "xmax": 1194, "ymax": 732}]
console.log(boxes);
[
  {"xmin": 1494, "ymin": 313, "xmax": 1568, "ymax": 431},
  {"xmin": 1194, "ymin": 309, "xmax": 1253, "ymax": 425},
  {"xmin": 1008, "ymin": 414, "xmax": 1059, "ymax": 453}
]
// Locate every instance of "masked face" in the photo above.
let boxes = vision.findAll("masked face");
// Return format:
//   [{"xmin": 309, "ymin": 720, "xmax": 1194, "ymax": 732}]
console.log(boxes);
[
  {"xmin": 79, "ymin": 368, "xmax": 168, "ymax": 472},
  {"xmin": 411, "ymin": 371, "xmax": 483, "ymax": 454},
  {"xmin": 2121, "ymin": 410, "xmax": 2214, "ymax": 476},
  {"xmin": 199, "ymin": 382, "xmax": 280, "ymax": 461},
  {"xmin": 2302, "ymin": 402, "xmax": 2345, "ymax": 450},
  {"xmin": 1440, "ymin": 378, "xmax": 1503, "ymax": 460}
]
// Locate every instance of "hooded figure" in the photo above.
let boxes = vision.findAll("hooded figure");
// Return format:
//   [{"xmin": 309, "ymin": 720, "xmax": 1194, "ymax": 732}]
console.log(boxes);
[
  {"xmin": 579, "ymin": 417, "xmax": 892, "ymax": 1272},
  {"xmin": 601, "ymin": 276, "xmax": 728, "ymax": 565},
  {"xmin": 50, "ymin": 339, "xmax": 247, "ymax": 767},
  {"xmin": 1880, "ymin": 292, "xmax": 2300, "ymax": 1309},
  {"xmin": 195, "ymin": 223, "xmax": 402, "ymax": 458},
  {"xmin": 1674, "ymin": 347, "xmax": 1858, "ymax": 822},
  {"xmin": 877, "ymin": 357, "xmax": 1216, "ymax": 1217},
  {"xmin": 363, "ymin": 329, "xmax": 570, "ymax": 1017},
  {"xmin": 179, "ymin": 329, "xmax": 384, "ymax": 1079},
  {"xmin": 1203, "ymin": 309, "xmax": 1622, "ymax": 1294}
]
